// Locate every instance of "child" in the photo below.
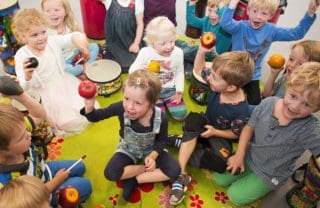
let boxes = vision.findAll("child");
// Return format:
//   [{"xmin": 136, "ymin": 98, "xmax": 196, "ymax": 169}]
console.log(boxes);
[
  {"xmin": 101, "ymin": 0, "xmax": 144, "ymax": 72},
  {"xmin": 169, "ymin": 46, "xmax": 255, "ymax": 205},
  {"xmin": 12, "ymin": 8, "xmax": 96, "ymax": 136},
  {"xmin": 0, "ymin": 95, "xmax": 92, "ymax": 207},
  {"xmin": 214, "ymin": 62, "xmax": 320, "ymax": 206},
  {"xmin": 41, "ymin": 0, "xmax": 99, "ymax": 77},
  {"xmin": 0, "ymin": 175, "xmax": 50, "ymax": 208},
  {"xmin": 81, "ymin": 69, "xmax": 181, "ymax": 201},
  {"xmin": 262, "ymin": 40, "xmax": 320, "ymax": 98},
  {"xmin": 220, "ymin": 0, "xmax": 319, "ymax": 105},
  {"xmin": 129, "ymin": 16, "xmax": 187, "ymax": 121}
]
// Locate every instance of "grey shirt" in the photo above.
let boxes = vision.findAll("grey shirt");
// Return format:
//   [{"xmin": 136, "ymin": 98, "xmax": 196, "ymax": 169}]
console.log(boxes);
[
  {"xmin": 272, "ymin": 75, "xmax": 286, "ymax": 98},
  {"xmin": 246, "ymin": 97, "xmax": 320, "ymax": 189}
]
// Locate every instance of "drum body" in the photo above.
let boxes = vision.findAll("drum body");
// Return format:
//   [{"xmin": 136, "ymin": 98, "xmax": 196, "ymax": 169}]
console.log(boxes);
[
  {"xmin": 85, "ymin": 59, "xmax": 122, "ymax": 96},
  {"xmin": 189, "ymin": 63, "xmax": 211, "ymax": 105},
  {"xmin": 0, "ymin": 1, "xmax": 20, "ymax": 74},
  {"xmin": 233, "ymin": 0, "xmax": 287, "ymax": 24}
]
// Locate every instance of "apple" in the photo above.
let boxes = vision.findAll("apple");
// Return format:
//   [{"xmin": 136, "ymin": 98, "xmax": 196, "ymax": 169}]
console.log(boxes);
[
  {"xmin": 58, "ymin": 187, "xmax": 80, "ymax": 208},
  {"xmin": 200, "ymin": 32, "xmax": 216, "ymax": 49},
  {"xmin": 27, "ymin": 57, "xmax": 39, "ymax": 68},
  {"xmin": 78, "ymin": 80, "xmax": 97, "ymax": 98},
  {"xmin": 148, "ymin": 60, "xmax": 161, "ymax": 73}
]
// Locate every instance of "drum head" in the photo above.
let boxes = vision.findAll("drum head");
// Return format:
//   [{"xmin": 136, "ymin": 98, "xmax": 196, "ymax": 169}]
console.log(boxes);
[
  {"xmin": 192, "ymin": 62, "xmax": 211, "ymax": 85},
  {"xmin": 12, "ymin": 91, "xmax": 41, "ymax": 112},
  {"xmin": 85, "ymin": 59, "xmax": 121, "ymax": 83}
]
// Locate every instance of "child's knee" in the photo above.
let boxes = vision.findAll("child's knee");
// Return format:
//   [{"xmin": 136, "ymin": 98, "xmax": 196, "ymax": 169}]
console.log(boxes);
[
  {"xmin": 104, "ymin": 165, "xmax": 122, "ymax": 181},
  {"xmin": 227, "ymin": 186, "xmax": 250, "ymax": 206},
  {"xmin": 65, "ymin": 64, "xmax": 83, "ymax": 76},
  {"xmin": 213, "ymin": 172, "xmax": 230, "ymax": 187}
]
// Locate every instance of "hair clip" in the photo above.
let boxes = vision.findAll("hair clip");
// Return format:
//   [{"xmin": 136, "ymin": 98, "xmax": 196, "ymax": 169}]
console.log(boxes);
[{"xmin": 136, "ymin": 78, "xmax": 141, "ymax": 85}]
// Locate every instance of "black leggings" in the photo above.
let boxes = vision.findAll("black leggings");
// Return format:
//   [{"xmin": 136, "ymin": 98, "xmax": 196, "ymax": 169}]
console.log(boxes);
[{"xmin": 104, "ymin": 151, "xmax": 181, "ymax": 181}]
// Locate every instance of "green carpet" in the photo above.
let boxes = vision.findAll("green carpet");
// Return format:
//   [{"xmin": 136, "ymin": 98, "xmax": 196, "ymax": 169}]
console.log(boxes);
[{"xmin": 51, "ymin": 75, "xmax": 261, "ymax": 208}]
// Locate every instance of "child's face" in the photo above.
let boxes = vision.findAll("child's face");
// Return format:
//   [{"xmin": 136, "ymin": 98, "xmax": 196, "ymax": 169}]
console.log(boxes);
[
  {"xmin": 153, "ymin": 32, "xmax": 176, "ymax": 57},
  {"xmin": 208, "ymin": 70, "xmax": 229, "ymax": 92},
  {"xmin": 247, "ymin": 7, "xmax": 273, "ymax": 29},
  {"xmin": 207, "ymin": 6, "xmax": 220, "ymax": 26},
  {"xmin": 123, "ymin": 86, "xmax": 152, "ymax": 121},
  {"xmin": 285, "ymin": 46, "xmax": 308, "ymax": 78},
  {"xmin": 8, "ymin": 123, "xmax": 31, "ymax": 155},
  {"xmin": 42, "ymin": 0, "xmax": 66, "ymax": 28},
  {"xmin": 23, "ymin": 25, "xmax": 48, "ymax": 52},
  {"xmin": 283, "ymin": 89, "xmax": 317, "ymax": 120}
]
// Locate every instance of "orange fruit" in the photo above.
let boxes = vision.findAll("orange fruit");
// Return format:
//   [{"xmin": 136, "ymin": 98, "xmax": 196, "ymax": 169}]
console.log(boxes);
[
  {"xmin": 267, "ymin": 54, "xmax": 285, "ymax": 69},
  {"xmin": 148, "ymin": 60, "xmax": 160, "ymax": 73}
]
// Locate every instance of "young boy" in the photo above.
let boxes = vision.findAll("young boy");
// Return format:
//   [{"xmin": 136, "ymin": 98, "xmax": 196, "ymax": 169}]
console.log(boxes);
[
  {"xmin": 177, "ymin": 0, "xmax": 231, "ymax": 74},
  {"xmin": 169, "ymin": 45, "xmax": 255, "ymax": 205},
  {"xmin": 220, "ymin": 0, "xmax": 319, "ymax": 105},
  {"xmin": 0, "ymin": 89, "xmax": 92, "ymax": 207},
  {"xmin": 214, "ymin": 62, "xmax": 320, "ymax": 206}
]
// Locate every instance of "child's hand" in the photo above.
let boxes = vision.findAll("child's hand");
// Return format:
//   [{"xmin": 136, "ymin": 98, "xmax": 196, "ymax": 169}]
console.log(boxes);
[
  {"xmin": 23, "ymin": 58, "xmax": 36, "ymax": 81},
  {"xmin": 201, "ymin": 124, "xmax": 217, "ymax": 138},
  {"xmin": 307, "ymin": 0, "xmax": 320, "ymax": 17},
  {"xmin": 226, "ymin": 154, "xmax": 245, "ymax": 175},
  {"xmin": 53, "ymin": 169, "xmax": 70, "ymax": 185},
  {"xmin": 144, "ymin": 156, "xmax": 156, "ymax": 172},
  {"xmin": 84, "ymin": 95, "xmax": 97, "ymax": 114},
  {"xmin": 170, "ymin": 92, "xmax": 182, "ymax": 104},
  {"xmin": 129, "ymin": 42, "xmax": 140, "ymax": 53},
  {"xmin": 269, "ymin": 66, "xmax": 284, "ymax": 75},
  {"xmin": 199, "ymin": 44, "xmax": 213, "ymax": 53},
  {"xmin": 228, "ymin": 0, "xmax": 240, "ymax": 9},
  {"xmin": 189, "ymin": 0, "xmax": 198, "ymax": 6}
]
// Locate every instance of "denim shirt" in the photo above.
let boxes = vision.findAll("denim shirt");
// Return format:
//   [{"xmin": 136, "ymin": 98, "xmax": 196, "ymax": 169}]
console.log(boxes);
[{"xmin": 116, "ymin": 107, "xmax": 161, "ymax": 163}]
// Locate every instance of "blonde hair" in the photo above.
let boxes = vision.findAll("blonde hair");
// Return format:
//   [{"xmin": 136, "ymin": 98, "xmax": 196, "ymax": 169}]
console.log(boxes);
[
  {"xmin": 211, "ymin": 51, "xmax": 255, "ymax": 88},
  {"xmin": 248, "ymin": 0, "xmax": 279, "ymax": 16},
  {"xmin": 207, "ymin": 0, "xmax": 230, "ymax": 8},
  {"xmin": 122, "ymin": 70, "xmax": 162, "ymax": 105},
  {"xmin": 292, "ymin": 40, "xmax": 320, "ymax": 63},
  {"xmin": 41, "ymin": 0, "xmax": 77, "ymax": 31},
  {"xmin": 0, "ymin": 175, "xmax": 50, "ymax": 208},
  {"xmin": 144, "ymin": 16, "xmax": 176, "ymax": 46},
  {"xmin": 287, "ymin": 62, "xmax": 320, "ymax": 110},
  {"xmin": 0, "ymin": 104, "xmax": 24, "ymax": 150},
  {"xmin": 12, "ymin": 8, "xmax": 48, "ymax": 44}
]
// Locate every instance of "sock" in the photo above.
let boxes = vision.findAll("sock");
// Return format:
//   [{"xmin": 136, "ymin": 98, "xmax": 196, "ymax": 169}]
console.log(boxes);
[
  {"xmin": 122, "ymin": 177, "xmax": 138, "ymax": 201},
  {"xmin": 167, "ymin": 135, "xmax": 182, "ymax": 148}
]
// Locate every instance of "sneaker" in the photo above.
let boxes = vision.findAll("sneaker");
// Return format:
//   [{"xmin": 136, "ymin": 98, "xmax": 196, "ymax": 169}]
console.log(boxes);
[
  {"xmin": 166, "ymin": 135, "xmax": 183, "ymax": 148},
  {"xmin": 169, "ymin": 173, "xmax": 192, "ymax": 205}
]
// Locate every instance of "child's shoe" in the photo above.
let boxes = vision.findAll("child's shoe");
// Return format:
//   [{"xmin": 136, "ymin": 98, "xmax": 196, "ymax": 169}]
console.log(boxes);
[{"xmin": 169, "ymin": 173, "xmax": 192, "ymax": 205}]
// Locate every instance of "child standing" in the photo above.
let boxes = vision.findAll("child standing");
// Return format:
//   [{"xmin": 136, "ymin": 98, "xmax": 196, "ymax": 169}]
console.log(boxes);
[
  {"xmin": 169, "ymin": 47, "xmax": 255, "ymax": 205},
  {"xmin": 81, "ymin": 69, "xmax": 181, "ymax": 201},
  {"xmin": 41, "ymin": 0, "xmax": 99, "ymax": 77},
  {"xmin": 13, "ymin": 8, "xmax": 96, "ymax": 136},
  {"xmin": 102, "ymin": 0, "xmax": 144, "ymax": 72},
  {"xmin": 129, "ymin": 16, "xmax": 187, "ymax": 121},
  {"xmin": 0, "ymin": 175, "xmax": 50, "ymax": 208},
  {"xmin": 220, "ymin": 0, "xmax": 319, "ymax": 105},
  {"xmin": 262, "ymin": 40, "xmax": 320, "ymax": 98},
  {"xmin": 214, "ymin": 62, "xmax": 320, "ymax": 206},
  {"xmin": 0, "ymin": 95, "xmax": 92, "ymax": 207}
]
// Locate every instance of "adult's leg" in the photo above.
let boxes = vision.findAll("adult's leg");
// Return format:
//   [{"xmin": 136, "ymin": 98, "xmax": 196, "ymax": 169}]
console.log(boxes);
[{"xmin": 243, "ymin": 80, "xmax": 261, "ymax": 105}]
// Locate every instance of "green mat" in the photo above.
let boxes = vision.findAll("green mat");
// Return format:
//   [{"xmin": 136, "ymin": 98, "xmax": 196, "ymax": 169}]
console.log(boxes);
[{"xmin": 51, "ymin": 75, "xmax": 261, "ymax": 208}]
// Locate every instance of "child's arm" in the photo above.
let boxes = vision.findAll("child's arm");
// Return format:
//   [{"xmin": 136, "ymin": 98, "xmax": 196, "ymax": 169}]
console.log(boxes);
[
  {"xmin": 227, "ymin": 124, "xmax": 253, "ymax": 174},
  {"xmin": 172, "ymin": 48, "xmax": 185, "ymax": 104},
  {"xmin": 220, "ymin": 0, "xmax": 240, "ymax": 33},
  {"xmin": 45, "ymin": 169, "xmax": 69, "ymax": 192},
  {"xmin": 307, "ymin": 0, "xmax": 319, "ymax": 17},
  {"xmin": 186, "ymin": 0, "xmax": 206, "ymax": 29},
  {"xmin": 129, "ymin": 13, "xmax": 144, "ymax": 53},
  {"xmin": 194, "ymin": 45, "xmax": 209, "ymax": 76},
  {"xmin": 201, "ymin": 125, "xmax": 238, "ymax": 139},
  {"xmin": 71, "ymin": 33, "xmax": 90, "ymax": 61},
  {"xmin": 262, "ymin": 67, "xmax": 284, "ymax": 97}
]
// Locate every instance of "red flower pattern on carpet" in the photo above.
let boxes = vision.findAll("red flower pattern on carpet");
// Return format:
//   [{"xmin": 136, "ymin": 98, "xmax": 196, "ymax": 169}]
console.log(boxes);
[
  {"xmin": 47, "ymin": 137, "xmax": 64, "ymax": 160},
  {"xmin": 189, "ymin": 194, "xmax": 204, "ymax": 208},
  {"xmin": 158, "ymin": 189, "xmax": 171, "ymax": 208},
  {"xmin": 116, "ymin": 180, "xmax": 154, "ymax": 203},
  {"xmin": 108, "ymin": 193, "xmax": 119, "ymax": 206},
  {"xmin": 214, "ymin": 191, "xmax": 229, "ymax": 204}
]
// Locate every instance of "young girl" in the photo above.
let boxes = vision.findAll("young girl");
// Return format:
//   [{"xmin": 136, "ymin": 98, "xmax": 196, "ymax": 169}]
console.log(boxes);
[
  {"xmin": 101, "ymin": 0, "xmax": 144, "ymax": 72},
  {"xmin": 81, "ymin": 69, "xmax": 181, "ymax": 201},
  {"xmin": 0, "ymin": 97, "xmax": 92, "ymax": 207},
  {"xmin": 129, "ymin": 16, "xmax": 187, "ymax": 121},
  {"xmin": 41, "ymin": 0, "xmax": 99, "ymax": 77},
  {"xmin": 13, "ymin": 8, "xmax": 97, "ymax": 136},
  {"xmin": 0, "ymin": 175, "xmax": 50, "ymax": 208},
  {"xmin": 262, "ymin": 40, "xmax": 320, "ymax": 98},
  {"xmin": 214, "ymin": 62, "xmax": 320, "ymax": 206}
]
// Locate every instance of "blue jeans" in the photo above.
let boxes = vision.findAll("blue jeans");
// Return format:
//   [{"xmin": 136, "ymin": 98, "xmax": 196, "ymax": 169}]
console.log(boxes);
[
  {"xmin": 46, "ymin": 160, "xmax": 92, "ymax": 206},
  {"xmin": 65, "ymin": 42, "xmax": 100, "ymax": 76}
]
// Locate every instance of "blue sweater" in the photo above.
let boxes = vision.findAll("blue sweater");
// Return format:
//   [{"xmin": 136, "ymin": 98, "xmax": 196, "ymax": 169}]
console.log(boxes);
[
  {"xmin": 186, "ymin": 2, "xmax": 231, "ymax": 54},
  {"xmin": 220, "ymin": 7, "xmax": 316, "ymax": 80}
]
